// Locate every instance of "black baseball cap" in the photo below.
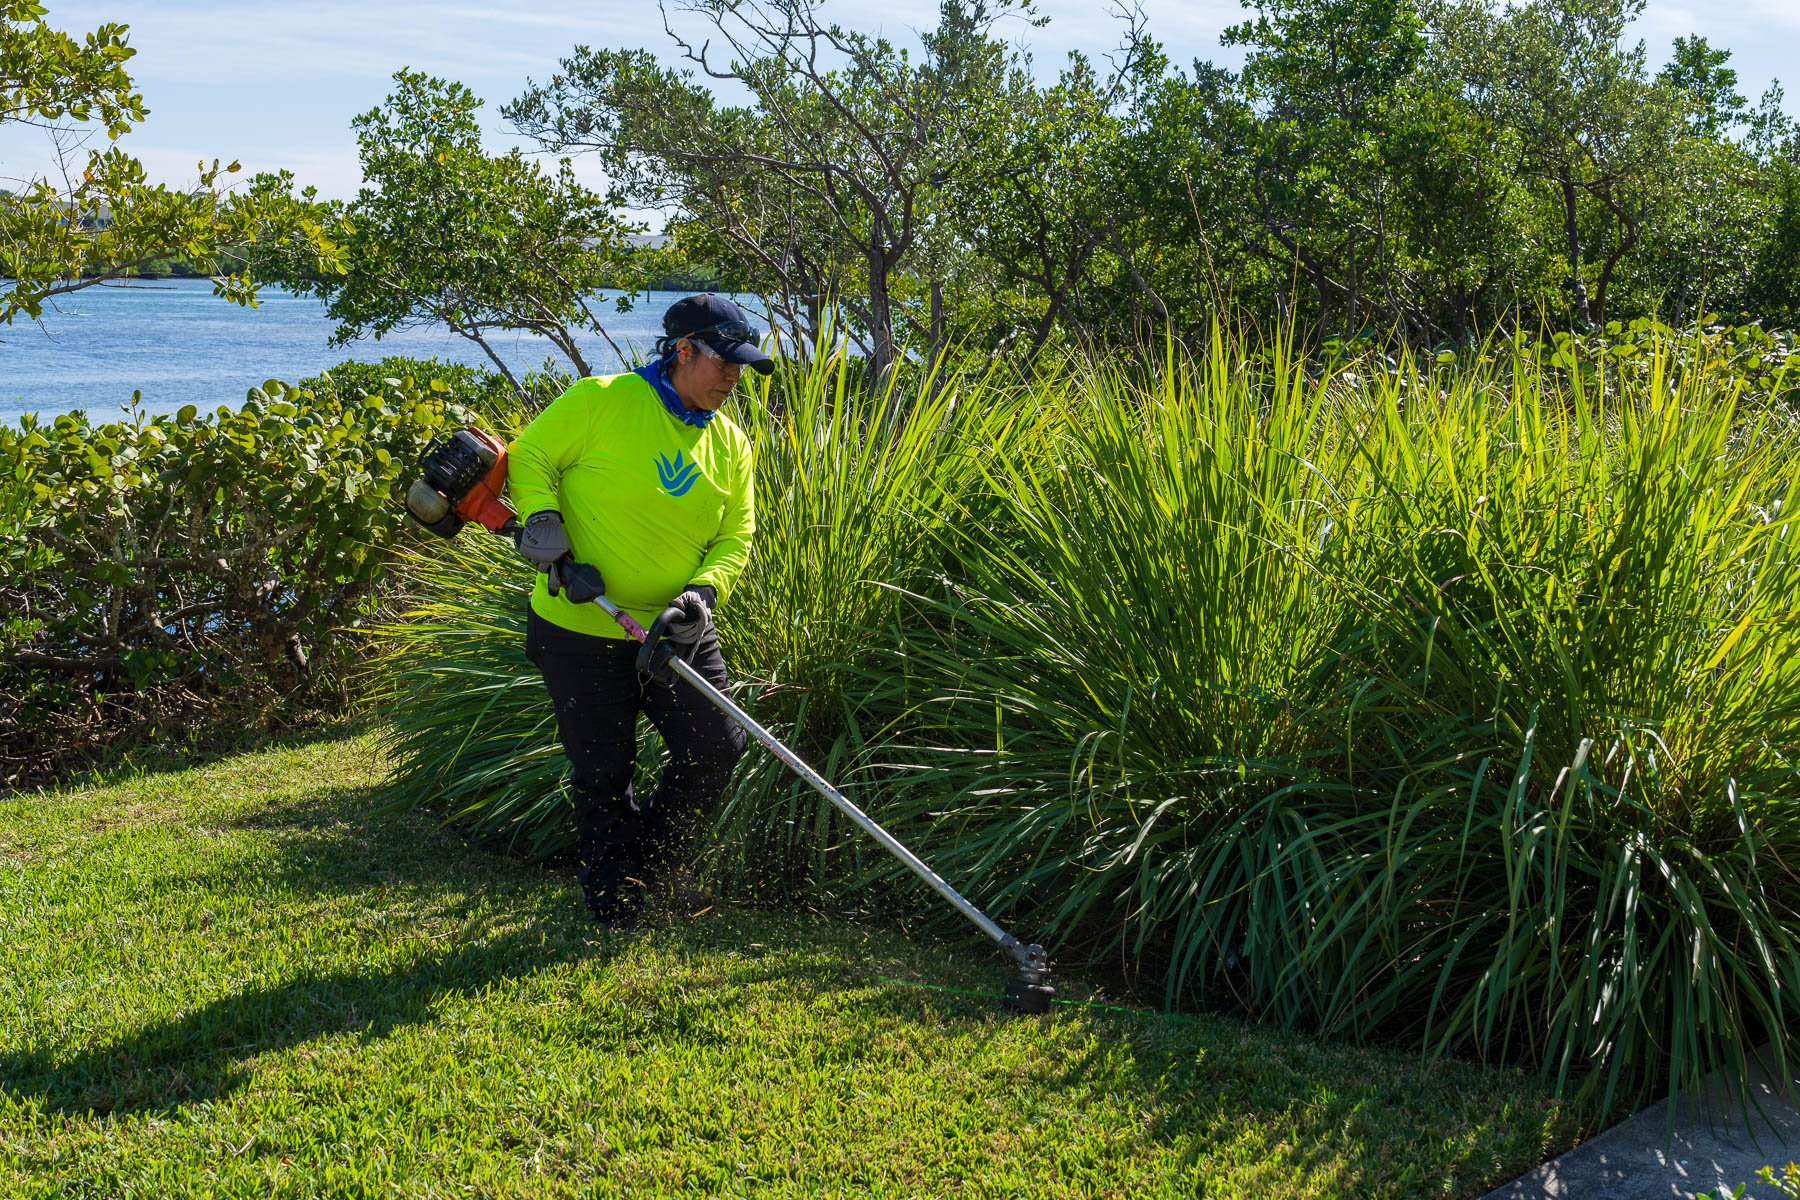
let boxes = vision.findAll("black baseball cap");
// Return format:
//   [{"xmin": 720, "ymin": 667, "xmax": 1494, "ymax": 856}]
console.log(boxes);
[{"xmin": 663, "ymin": 293, "xmax": 775, "ymax": 376}]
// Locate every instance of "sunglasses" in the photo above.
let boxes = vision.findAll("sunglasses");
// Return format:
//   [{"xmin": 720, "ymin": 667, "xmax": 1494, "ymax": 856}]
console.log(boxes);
[
  {"xmin": 684, "ymin": 320, "xmax": 758, "ymax": 344},
  {"xmin": 689, "ymin": 338, "xmax": 739, "ymax": 369}
]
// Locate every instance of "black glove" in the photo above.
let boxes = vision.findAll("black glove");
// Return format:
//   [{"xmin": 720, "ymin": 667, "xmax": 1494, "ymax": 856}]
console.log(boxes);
[
  {"xmin": 516, "ymin": 510, "xmax": 572, "ymax": 571},
  {"xmin": 548, "ymin": 556, "xmax": 605, "ymax": 604},
  {"xmin": 664, "ymin": 585, "xmax": 716, "ymax": 645}
]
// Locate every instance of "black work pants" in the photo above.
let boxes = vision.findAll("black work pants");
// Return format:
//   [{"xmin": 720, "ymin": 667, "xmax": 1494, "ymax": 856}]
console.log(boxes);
[{"xmin": 525, "ymin": 606, "xmax": 746, "ymax": 883}]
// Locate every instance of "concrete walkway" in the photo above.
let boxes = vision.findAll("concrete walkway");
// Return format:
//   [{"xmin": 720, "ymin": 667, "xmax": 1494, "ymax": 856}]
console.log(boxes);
[{"xmin": 1482, "ymin": 1050, "xmax": 1800, "ymax": 1200}]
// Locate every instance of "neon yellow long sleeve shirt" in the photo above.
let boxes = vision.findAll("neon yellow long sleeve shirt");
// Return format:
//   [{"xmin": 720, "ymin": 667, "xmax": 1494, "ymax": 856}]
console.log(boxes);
[{"xmin": 506, "ymin": 372, "xmax": 755, "ymax": 639}]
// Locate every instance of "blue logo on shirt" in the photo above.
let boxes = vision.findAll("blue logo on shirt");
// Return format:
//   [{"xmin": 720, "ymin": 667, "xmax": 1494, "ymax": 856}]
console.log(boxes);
[{"xmin": 656, "ymin": 450, "xmax": 700, "ymax": 497}]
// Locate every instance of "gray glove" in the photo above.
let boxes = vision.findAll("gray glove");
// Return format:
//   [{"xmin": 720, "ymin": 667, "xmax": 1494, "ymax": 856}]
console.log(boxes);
[
  {"xmin": 664, "ymin": 585, "xmax": 716, "ymax": 645},
  {"xmin": 516, "ymin": 510, "xmax": 572, "ymax": 571}
]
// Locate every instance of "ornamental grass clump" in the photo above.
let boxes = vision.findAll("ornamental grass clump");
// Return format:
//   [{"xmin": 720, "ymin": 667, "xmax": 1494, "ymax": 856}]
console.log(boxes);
[
  {"xmin": 366, "ymin": 530, "xmax": 583, "ymax": 859},
  {"xmin": 713, "ymin": 340, "xmax": 1044, "ymax": 885},
  {"xmin": 869, "ymin": 331, "xmax": 1800, "ymax": 1113},
  {"xmin": 857, "ymin": 329, "xmax": 1366, "ymax": 956},
  {"xmin": 1317, "ymin": 345, "xmax": 1800, "ymax": 1112}
]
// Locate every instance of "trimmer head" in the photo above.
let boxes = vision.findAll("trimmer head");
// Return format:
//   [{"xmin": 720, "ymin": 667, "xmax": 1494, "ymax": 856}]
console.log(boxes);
[
  {"xmin": 1001, "ymin": 941, "xmax": 1053, "ymax": 1014},
  {"xmin": 1003, "ymin": 975, "xmax": 1055, "ymax": 1014}
]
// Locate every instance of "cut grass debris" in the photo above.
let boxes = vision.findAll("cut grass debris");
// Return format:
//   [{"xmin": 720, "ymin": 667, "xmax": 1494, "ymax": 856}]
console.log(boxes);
[{"xmin": 1, "ymin": 730, "xmax": 1582, "ymax": 1198}]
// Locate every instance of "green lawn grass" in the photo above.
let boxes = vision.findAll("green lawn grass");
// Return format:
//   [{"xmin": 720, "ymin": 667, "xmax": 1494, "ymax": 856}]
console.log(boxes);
[{"xmin": 1, "ymin": 730, "xmax": 1582, "ymax": 1198}]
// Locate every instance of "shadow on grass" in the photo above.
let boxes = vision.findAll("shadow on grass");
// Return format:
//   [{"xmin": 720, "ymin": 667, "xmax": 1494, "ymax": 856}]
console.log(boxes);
[
  {"xmin": 1, "ymin": 768, "xmax": 918, "ymax": 1120},
  {"xmin": 861, "ymin": 978, "xmax": 1570, "ymax": 1198},
  {"xmin": 1, "ymin": 761, "xmax": 592, "ymax": 1118},
  {"xmin": 25, "ymin": 713, "xmax": 379, "ymax": 799},
  {"xmin": 0, "ymin": 921, "xmax": 592, "ymax": 1118}
]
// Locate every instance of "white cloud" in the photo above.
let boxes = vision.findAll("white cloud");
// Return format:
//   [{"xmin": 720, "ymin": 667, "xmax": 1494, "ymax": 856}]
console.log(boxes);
[
  {"xmin": 129, "ymin": 142, "xmax": 366, "ymax": 196},
  {"xmin": 5, "ymin": 0, "xmax": 1792, "ymax": 203},
  {"xmin": 1022, "ymin": 0, "xmax": 1246, "ymax": 70},
  {"xmin": 1651, "ymin": 0, "xmax": 1800, "ymax": 35},
  {"xmin": 37, "ymin": 1, "xmax": 665, "ymax": 85}
]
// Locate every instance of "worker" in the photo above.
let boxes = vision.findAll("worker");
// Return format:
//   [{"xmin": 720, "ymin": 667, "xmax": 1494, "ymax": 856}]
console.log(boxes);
[{"xmin": 506, "ymin": 294, "xmax": 772, "ymax": 929}]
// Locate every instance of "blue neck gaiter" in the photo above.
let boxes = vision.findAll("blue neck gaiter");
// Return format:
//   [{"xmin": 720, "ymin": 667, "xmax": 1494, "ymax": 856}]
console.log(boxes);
[{"xmin": 633, "ymin": 357, "xmax": 714, "ymax": 428}]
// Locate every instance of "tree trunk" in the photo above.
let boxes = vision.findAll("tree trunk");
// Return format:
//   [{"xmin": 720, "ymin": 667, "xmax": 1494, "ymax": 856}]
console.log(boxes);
[
  {"xmin": 1024, "ymin": 292, "xmax": 1065, "ymax": 366},
  {"xmin": 1561, "ymin": 176, "xmax": 1592, "ymax": 326},
  {"xmin": 928, "ymin": 278, "xmax": 945, "ymax": 368},
  {"xmin": 866, "ymin": 249, "xmax": 896, "ymax": 388},
  {"xmin": 550, "ymin": 328, "xmax": 591, "ymax": 379},
  {"xmin": 1592, "ymin": 220, "xmax": 1638, "ymax": 329},
  {"xmin": 458, "ymin": 327, "xmax": 529, "ymax": 401}
]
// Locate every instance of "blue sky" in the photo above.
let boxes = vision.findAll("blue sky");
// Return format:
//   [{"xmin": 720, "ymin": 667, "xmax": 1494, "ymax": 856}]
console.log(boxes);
[{"xmin": 3, "ymin": 0, "xmax": 1796, "ymax": 225}]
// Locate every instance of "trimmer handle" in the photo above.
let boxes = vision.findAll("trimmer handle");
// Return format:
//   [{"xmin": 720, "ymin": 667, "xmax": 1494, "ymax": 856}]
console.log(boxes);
[{"xmin": 635, "ymin": 605, "xmax": 686, "ymax": 679}]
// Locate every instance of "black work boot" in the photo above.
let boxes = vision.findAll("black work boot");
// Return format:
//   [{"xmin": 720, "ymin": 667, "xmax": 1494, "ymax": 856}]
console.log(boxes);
[{"xmin": 578, "ymin": 860, "xmax": 648, "ymax": 932}]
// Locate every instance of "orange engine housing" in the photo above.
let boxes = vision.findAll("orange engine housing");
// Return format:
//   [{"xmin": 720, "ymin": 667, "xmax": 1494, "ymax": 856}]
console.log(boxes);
[
  {"xmin": 451, "ymin": 429, "xmax": 516, "ymax": 533},
  {"xmin": 406, "ymin": 427, "xmax": 519, "ymax": 538}
]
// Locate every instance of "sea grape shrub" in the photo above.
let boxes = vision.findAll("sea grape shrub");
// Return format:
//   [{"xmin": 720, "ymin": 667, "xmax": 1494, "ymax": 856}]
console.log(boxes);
[
  {"xmin": 0, "ymin": 374, "xmax": 472, "ymax": 785},
  {"xmin": 302, "ymin": 354, "xmax": 552, "ymax": 425},
  {"xmin": 1444, "ymin": 319, "xmax": 1796, "ymax": 404},
  {"xmin": 1312, "ymin": 319, "xmax": 1795, "ymax": 410}
]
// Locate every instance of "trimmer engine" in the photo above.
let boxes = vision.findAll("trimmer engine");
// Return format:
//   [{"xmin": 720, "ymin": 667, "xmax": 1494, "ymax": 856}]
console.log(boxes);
[{"xmin": 405, "ymin": 428, "xmax": 516, "ymax": 537}]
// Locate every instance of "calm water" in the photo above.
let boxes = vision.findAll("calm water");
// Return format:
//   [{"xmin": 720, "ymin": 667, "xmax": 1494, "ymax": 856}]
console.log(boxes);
[{"xmin": 0, "ymin": 280, "xmax": 718, "ymax": 422}]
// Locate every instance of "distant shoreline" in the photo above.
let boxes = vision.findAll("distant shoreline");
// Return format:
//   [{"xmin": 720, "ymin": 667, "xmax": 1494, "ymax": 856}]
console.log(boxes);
[{"xmin": 4, "ymin": 282, "xmax": 747, "ymax": 422}]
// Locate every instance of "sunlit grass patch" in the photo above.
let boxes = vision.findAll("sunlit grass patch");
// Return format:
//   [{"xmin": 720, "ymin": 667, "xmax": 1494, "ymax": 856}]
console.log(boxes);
[{"xmin": 0, "ymin": 731, "xmax": 1576, "ymax": 1198}]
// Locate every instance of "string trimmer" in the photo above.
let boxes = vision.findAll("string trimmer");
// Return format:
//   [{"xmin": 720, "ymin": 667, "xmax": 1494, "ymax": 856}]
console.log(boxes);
[{"xmin": 403, "ymin": 427, "xmax": 1055, "ymax": 1014}]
